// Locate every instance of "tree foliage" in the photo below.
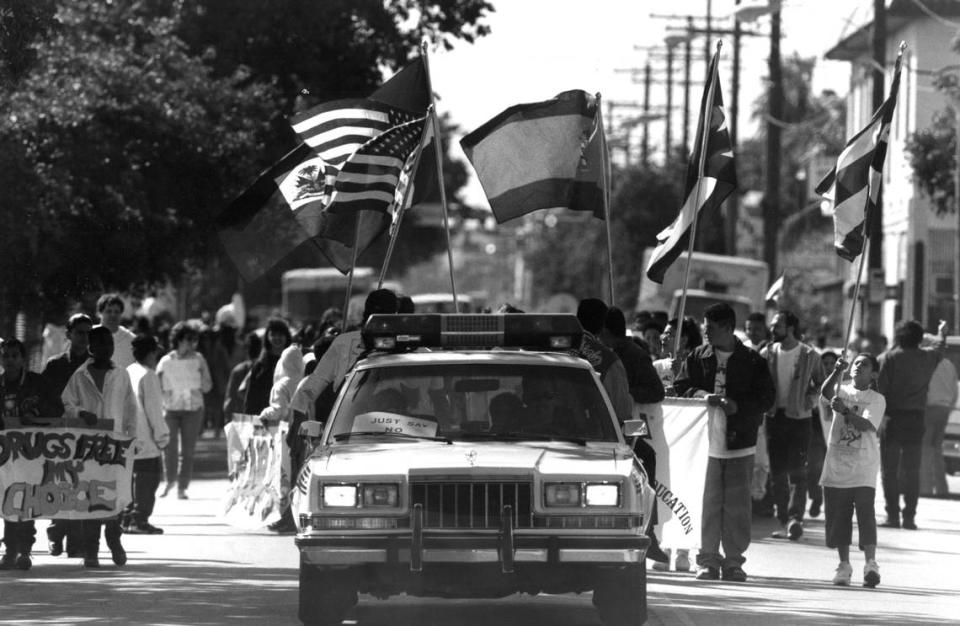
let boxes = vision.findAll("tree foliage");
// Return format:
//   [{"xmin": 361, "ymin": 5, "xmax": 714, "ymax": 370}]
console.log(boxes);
[{"xmin": 0, "ymin": 0, "xmax": 491, "ymax": 329}]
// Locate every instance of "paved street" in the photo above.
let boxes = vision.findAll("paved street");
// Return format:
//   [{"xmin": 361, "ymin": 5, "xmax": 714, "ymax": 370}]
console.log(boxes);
[{"xmin": 2, "ymin": 437, "xmax": 958, "ymax": 625}]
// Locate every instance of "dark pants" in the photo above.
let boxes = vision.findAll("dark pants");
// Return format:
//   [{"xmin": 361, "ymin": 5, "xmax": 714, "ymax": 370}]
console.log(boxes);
[
  {"xmin": 80, "ymin": 517, "xmax": 123, "ymax": 557},
  {"xmin": 164, "ymin": 408, "xmax": 204, "ymax": 491},
  {"xmin": 880, "ymin": 411, "xmax": 924, "ymax": 522},
  {"xmin": 806, "ymin": 411, "xmax": 826, "ymax": 509},
  {"xmin": 766, "ymin": 411, "xmax": 810, "ymax": 525},
  {"xmin": 824, "ymin": 486, "xmax": 877, "ymax": 549},
  {"xmin": 47, "ymin": 519, "xmax": 83, "ymax": 556},
  {"xmin": 127, "ymin": 457, "xmax": 163, "ymax": 526},
  {"xmin": 2, "ymin": 520, "xmax": 36, "ymax": 555},
  {"xmin": 632, "ymin": 437, "xmax": 658, "ymax": 526}
]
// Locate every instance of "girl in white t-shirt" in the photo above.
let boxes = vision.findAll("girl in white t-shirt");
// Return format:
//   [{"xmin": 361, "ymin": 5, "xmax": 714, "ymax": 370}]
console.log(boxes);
[{"xmin": 819, "ymin": 354, "xmax": 886, "ymax": 588}]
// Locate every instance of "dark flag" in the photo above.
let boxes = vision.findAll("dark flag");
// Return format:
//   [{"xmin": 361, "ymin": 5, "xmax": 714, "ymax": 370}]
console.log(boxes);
[
  {"xmin": 815, "ymin": 52, "xmax": 902, "ymax": 261},
  {"xmin": 216, "ymin": 144, "xmax": 317, "ymax": 281},
  {"xmin": 460, "ymin": 90, "xmax": 606, "ymax": 223},
  {"xmin": 645, "ymin": 49, "xmax": 737, "ymax": 284}
]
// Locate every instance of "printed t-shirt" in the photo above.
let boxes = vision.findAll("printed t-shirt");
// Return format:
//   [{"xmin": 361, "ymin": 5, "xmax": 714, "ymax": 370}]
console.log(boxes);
[
  {"xmin": 820, "ymin": 383, "xmax": 886, "ymax": 489},
  {"xmin": 707, "ymin": 349, "xmax": 753, "ymax": 459}
]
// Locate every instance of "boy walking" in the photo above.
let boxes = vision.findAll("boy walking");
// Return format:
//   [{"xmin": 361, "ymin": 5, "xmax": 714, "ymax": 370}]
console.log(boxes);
[
  {"xmin": 125, "ymin": 335, "xmax": 170, "ymax": 534},
  {"xmin": 819, "ymin": 354, "xmax": 886, "ymax": 587}
]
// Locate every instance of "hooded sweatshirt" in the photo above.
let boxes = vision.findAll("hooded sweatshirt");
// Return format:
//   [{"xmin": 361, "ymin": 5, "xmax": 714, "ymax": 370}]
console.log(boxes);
[{"xmin": 259, "ymin": 345, "xmax": 305, "ymax": 423}]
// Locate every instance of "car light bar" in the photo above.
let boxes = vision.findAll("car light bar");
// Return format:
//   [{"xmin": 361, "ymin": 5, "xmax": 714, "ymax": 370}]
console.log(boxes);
[{"xmin": 363, "ymin": 314, "xmax": 583, "ymax": 351}]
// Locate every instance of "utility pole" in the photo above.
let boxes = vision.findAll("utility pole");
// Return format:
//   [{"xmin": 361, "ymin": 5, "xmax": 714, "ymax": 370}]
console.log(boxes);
[
  {"xmin": 728, "ymin": 0, "xmax": 742, "ymax": 256},
  {"xmin": 683, "ymin": 17, "xmax": 693, "ymax": 155},
  {"xmin": 762, "ymin": 8, "xmax": 783, "ymax": 283},
  {"xmin": 867, "ymin": 0, "xmax": 886, "ymax": 335},
  {"xmin": 665, "ymin": 42, "xmax": 676, "ymax": 168},
  {"xmin": 642, "ymin": 62, "xmax": 651, "ymax": 166}
]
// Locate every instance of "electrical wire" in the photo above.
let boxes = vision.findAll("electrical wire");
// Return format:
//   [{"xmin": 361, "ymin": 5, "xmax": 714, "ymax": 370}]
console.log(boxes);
[{"xmin": 909, "ymin": 0, "xmax": 960, "ymax": 29}]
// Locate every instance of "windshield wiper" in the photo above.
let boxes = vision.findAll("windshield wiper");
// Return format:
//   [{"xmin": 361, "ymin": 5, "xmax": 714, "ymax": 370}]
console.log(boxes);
[
  {"xmin": 461, "ymin": 432, "xmax": 587, "ymax": 446},
  {"xmin": 333, "ymin": 431, "xmax": 452, "ymax": 444}
]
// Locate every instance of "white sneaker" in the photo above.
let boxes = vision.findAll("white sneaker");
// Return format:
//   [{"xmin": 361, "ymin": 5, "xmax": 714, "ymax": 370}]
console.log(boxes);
[
  {"xmin": 675, "ymin": 549, "xmax": 691, "ymax": 572},
  {"xmin": 832, "ymin": 561, "xmax": 853, "ymax": 586},
  {"xmin": 863, "ymin": 560, "xmax": 880, "ymax": 588},
  {"xmin": 652, "ymin": 548, "xmax": 671, "ymax": 571}
]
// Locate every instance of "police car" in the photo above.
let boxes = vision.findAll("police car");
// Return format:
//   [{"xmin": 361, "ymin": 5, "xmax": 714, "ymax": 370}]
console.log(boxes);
[{"xmin": 293, "ymin": 314, "xmax": 655, "ymax": 626}]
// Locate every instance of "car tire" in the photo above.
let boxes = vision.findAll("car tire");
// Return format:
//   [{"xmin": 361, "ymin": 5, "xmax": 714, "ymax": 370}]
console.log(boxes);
[
  {"xmin": 593, "ymin": 562, "xmax": 648, "ymax": 626},
  {"xmin": 299, "ymin": 565, "xmax": 358, "ymax": 626},
  {"xmin": 946, "ymin": 459, "xmax": 960, "ymax": 476}
]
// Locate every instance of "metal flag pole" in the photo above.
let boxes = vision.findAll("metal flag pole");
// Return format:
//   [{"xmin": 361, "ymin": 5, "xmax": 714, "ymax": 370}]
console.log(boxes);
[
  {"xmin": 597, "ymin": 93, "xmax": 616, "ymax": 306},
  {"xmin": 420, "ymin": 40, "xmax": 459, "ymax": 309},
  {"xmin": 378, "ymin": 108, "xmax": 434, "ymax": 287},
  {"xmin": 341, "ymin": 212, "xmax": 363, "ymax": 331},
  {"xmin": 673, "ymin": 41, "xmax": 722, "ymax": 358}
]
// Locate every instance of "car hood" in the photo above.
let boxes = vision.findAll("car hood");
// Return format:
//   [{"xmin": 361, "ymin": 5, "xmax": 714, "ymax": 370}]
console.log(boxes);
[{"xmin": 314, "ymin": 441, "xmax": 634, "ymax": 478}]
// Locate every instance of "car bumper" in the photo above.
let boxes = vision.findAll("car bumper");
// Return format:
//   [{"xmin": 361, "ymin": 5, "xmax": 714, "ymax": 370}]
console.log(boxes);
[{"xmin": 296, "ymin": 534, "xmax": 649, "ymax": 569}]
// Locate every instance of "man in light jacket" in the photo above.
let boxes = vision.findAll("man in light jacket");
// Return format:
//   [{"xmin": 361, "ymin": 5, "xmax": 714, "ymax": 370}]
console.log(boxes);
[{"xmin": 125, "ymin": 334, "xmax": 170, "ymax": 534}]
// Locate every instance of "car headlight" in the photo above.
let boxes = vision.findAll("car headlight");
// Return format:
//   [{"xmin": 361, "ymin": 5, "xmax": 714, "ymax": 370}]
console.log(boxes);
[
  {"xmin": 544, "ymin": 483, "xmax": 581, "ymax": 507},
  {"xmin": 322, "ymin": 484, "xmax": 358, "ymax": 507},
  {"xmin": 362, "ymin": 483, "xmax": 399, "ymax": 507},
  {"xmin": 585, "ymin": 483, "xmax": 620, "ymax": 507}
]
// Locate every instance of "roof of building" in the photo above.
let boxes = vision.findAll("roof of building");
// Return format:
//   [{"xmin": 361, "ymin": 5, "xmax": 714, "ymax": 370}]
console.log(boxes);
[{"xmin": 825, "ymin": 0, "xmax": 960, "ymax": 62}]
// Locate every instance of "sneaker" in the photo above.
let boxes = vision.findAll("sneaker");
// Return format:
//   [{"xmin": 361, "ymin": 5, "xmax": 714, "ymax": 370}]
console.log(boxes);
[
  {"xmin": 48, "ymin": 540, "xmax": 63, "ymax": 556},
  {"xmin": 787, "ymin": 519, "xmax": 803, "ymax": 540},
  {"xmin": 177, "ymin": 490, "xmax": 188, "ymax": 500},
  {"xmin": 15, "ymin": 553, "xmax": 32, "ymax": 570},
  {"xmin": 832, "ymin": 561, "xmax": 852, "ymax": 586},
  {"xmin": 140, "ymin": 523, "xmax": 164, "ymax": 535},
  {"xmin": 902, "ymin": 518, "xmax": 918, "ymax": 530},
  {"xmin": 721, "ymin": 566, "xmax": 747, "ymax": 582},
  {"xmin": 646, "ymin": 540, "xmax": 670, "ymax": 564},
  {"xmin": 809, "ymin": 502, "xmax": 821, "ymax": 518},
  {"xmin": 695, "ymin": 566, "xmax": 720, "ymax": 580},
  {"xmin": 771, "ymin": 524, "xmax": 790, "ymax": 539},
  {"xmin": 83, "ymin": 555, "xmax": 100, "ymax": 568},
  {"xmin": 863, "ymin": 560, "xmax": 881, "ymax": 588},
  {"xmin": 159, "ymin": 483, "xmax": 174, "ymax": 498},
  {"xmin": 675, "ymin": 549, "xmax": 691, "ymax": 572},
  {"xmin": 651, "ymin": 548, "xmax": 671, "ymax": 571},
  {"xmin": 0, "ymin": 552, "xmax": 18, "ymax": 570},
  {"xmin": 879, "ymin": 516, "xmax": 900, "ymax": 529}
]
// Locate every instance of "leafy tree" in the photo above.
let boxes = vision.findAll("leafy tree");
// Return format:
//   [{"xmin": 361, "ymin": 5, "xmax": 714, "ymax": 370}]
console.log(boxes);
[{"xmin": 524, "ymin": 163, "xmax": 681, "ymax": 311}]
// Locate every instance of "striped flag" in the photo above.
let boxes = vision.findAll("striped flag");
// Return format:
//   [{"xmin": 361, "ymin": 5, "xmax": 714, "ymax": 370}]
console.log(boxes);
[
  {"xmin": 289, "ymin": 99, "xmax": 419, "ymax": 165},
  {"xmin": 646, "ymin": 48, "xmax": 737, "ymax": 284},
  {"xmin": 460, "ymin": 90, "xmax": 606, "ymax": 223},
  {"xmin": 327, "ymin": 114, "xmax": 431, "ymax": 218},
  {"xmin": 765, "ymin": 273, "xmax": 785, "ymax": 304},
  {"xmin": 815, "ymin": 54, "xmax": 902, "ymax": 262}
]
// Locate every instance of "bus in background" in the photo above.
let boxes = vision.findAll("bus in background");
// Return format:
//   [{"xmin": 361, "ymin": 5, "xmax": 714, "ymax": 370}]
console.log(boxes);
[
  {"xmin": 282, "ymin": 267, "xmax": 402, "ymax": 325},
  {"xmin": 411, "ymin": 293, "xmax": 474, "ymax": 313}
]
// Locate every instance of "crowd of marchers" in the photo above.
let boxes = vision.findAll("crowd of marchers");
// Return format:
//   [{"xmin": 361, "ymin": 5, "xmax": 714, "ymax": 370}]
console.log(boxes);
[{"xmin": 1, "ymin": 292, "xmax": 955, "ymax": 590}]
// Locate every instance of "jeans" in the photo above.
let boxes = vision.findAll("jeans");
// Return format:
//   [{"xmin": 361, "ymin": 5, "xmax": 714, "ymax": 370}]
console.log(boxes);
[
  {"xmin": 806, "ymin": 411, "xmax": 826, "ymax": 509},
  {"xmin": 697, "ymin": 455, "xmax": 754, "ymax": 570},
  {"xmin": 80, "ymin": 517, "xmax": 123, "ymax": 557},
  {"xmin": 880, "ymin": 411, "xmax": 924, "ymax": 521},
  {"xmin": 920, "ymin": 406, "xmax": 950, "ymax": 496},
  {"xmin": 128, "ymin": 456, "xmax": 163, "ymax": 525},
  {"xmin": 2, "ymin": 520, "xmax": 36, "ymax": 554},
  {"xmin": 47, "ymin": 519, "xmax": 83, "ymax": 556},
  {"xmin": 164, "ymin": 408, "xmax": 204, "ymax": 491},
  {"xmin": 767, "ymin": 411, "xmax": 810, "ymax": 525}
]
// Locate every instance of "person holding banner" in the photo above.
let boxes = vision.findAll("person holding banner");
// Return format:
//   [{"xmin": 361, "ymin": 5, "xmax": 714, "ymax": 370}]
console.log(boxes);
[
  {"xmin": 0, "ymin": 339, "xmax": 45, "ymax": 571},
  {"xmin": 674, "ymin": 303, "xmax": 775, "ymax": 583},
  {"xmin": 61, "ymin": 326, "xmax": 138, "ymax": 568}
]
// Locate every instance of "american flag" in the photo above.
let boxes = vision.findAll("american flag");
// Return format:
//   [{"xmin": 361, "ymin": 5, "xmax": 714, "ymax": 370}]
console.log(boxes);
[
  {"xmin": 289, "ymin": 99, "xmax": 419, "ymax": 165},
  {"xmin": 816, "ymin": 52, "xmax": 902, "ymax": 262},
  {"xmin": 326, "ymin": 114, "xmax": 431, "ymax": 225}
]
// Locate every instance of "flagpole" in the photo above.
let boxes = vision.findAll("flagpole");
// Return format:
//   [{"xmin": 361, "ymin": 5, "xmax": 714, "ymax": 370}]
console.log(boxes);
[
  {"xmin": 420, "ymin": 41, "xmax": 460, "ymax": 309},
  {"xmin": 378, "ymin": 108, "xmax": 434, "ymax": 287},
  {"xmin": 673, "ymin": 41, "xmax": 722, "ymax": 359},
  {"xmin": 342, "ymin": 212, "xmax": 363, "ymax": 331},
  {"xmin": 843, "ymin": 221, "xmax": 871, "ymax": 357},
  {"xmin": 597, "ymin": 93, "xmax": 616, "ymax": 306}
]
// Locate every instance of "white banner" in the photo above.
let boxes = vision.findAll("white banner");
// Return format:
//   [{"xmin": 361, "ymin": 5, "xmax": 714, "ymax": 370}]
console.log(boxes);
[
  {"xmin": 0, "ymin": 427, "xmax": 134, "ymax": 521},
  {"xmin": 647, "ymin": 398, "xmax": 713, "ymax": 550},
  {"xmin": 221, "ymin": 414, "xmax": 290, "ymax": 529}
]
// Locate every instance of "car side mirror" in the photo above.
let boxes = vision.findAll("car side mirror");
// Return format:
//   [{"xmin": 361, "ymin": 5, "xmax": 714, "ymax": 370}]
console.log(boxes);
[
  {"xmin": 621, "ymin": 419, "xmax": 649, "ymax": 438},
  {"xmin": 299, "ymin": 420, "xmax": 325, "ymax": 438}
]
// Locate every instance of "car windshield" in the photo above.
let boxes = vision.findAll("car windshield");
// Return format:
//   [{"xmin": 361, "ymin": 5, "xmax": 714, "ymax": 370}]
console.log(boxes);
[{"xmin": 328, "ymin": 363, "xmax": 619, "ymax": 443}]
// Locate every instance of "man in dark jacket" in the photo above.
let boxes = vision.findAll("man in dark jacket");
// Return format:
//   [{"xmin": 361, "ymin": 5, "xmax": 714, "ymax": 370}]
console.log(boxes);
[
  {"xmin": 0, "ymin": 339, "xmax": 46, "ymax": 570},
  {"xmin": 674, "ymin": 303, "xmax": 775, "ymax": 583}
]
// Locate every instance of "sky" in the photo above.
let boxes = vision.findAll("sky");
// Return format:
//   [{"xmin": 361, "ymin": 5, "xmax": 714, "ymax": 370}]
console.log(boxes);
[{"xmin": 425, "ymin": 0, "xmax": 871, "ymax": 207}]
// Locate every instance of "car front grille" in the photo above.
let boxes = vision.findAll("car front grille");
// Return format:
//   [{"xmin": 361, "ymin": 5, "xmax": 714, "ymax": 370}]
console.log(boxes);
[{"xmin": 410, "ymin": 480, "xmax": 533, "ymax": 529}]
